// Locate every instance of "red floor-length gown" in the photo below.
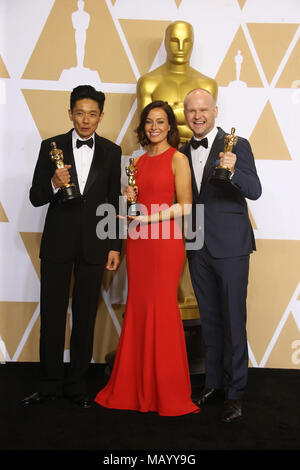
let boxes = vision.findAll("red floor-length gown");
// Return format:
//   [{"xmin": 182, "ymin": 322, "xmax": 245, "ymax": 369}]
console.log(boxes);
[{"xmin": 94, "ymin": 147, "xmax": 199, "ymax": 416}]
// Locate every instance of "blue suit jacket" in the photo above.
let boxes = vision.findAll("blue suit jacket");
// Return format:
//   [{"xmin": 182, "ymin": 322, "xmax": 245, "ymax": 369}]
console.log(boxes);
[{"xmin": 180, "ymin": 127, "xmax": 262, "ymax": 258}]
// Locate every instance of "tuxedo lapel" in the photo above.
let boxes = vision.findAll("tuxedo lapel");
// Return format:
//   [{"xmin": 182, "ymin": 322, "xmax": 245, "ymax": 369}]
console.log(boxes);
[
  {"xmin": 183, "ymin": 141, "xmax": 200, "ymax": 200},
  {"xmin": 82, "ymin": 134, "xmax": 101, "ymax": 195},
  {"xmin": 50, "ymin": 130, "xmax": 80, "ymax": 192},
  {"xmin": 62, "ymin": 131, "xmax": 80, "ymax": 192},
  {"xmin": 200, "ymin": 127, "xmax": 225, "ymax": 194}
]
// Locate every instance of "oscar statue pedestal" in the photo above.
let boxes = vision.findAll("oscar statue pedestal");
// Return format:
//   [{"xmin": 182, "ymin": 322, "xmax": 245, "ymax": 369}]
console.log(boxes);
[{"xmin": 59, "ymin": 67, "xmax": 101, "ymax": 87}]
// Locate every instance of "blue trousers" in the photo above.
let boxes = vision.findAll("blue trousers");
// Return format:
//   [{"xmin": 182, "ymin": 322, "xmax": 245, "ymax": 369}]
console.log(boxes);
[{"xmin": 188, "ymin": 245, "xmax": 250, "ymax": 400}]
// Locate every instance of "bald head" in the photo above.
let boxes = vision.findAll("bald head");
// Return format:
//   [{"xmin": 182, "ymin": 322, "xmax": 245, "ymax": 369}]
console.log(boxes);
[
  {"xmin": 184, "ymin": 88, "xmax": 218, "ymax": 138},
  {"xmin": 184, "ymin": 88, "xmax": 216, "ymax": 108}
]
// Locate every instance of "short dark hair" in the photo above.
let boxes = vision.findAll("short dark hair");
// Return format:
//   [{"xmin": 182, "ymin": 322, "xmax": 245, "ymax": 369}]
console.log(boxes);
[
  {"xmin": 136, "ymin": 100, "xmax": 180, "ymax": 148},
  {"xmin": 70, "ymin": 85, "xmax": 105, "ymax": 113}
]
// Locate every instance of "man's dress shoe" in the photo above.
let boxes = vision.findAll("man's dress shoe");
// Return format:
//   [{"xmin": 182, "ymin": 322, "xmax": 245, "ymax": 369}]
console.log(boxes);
[
  {"xmin": 193, "ymin": 387, "xmax": 220, "ymax": 406},
  {"xmin": 21, "ymin": 392, "xmax": 57, "ymax": 407},
  {"xmin": 221, "ymin": 400, "xmax": 242, "ymax": 423},
  {"xmin": 70, "ymin": 395, "xmax": 92, "ymax": 409}
]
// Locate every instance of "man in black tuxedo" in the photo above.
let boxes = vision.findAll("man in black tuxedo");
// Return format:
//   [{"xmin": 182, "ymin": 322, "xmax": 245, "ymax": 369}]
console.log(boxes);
[
  {"xmin": 181, "ymin": 88, "xmax": 262, "ymax": 422},
  {"xmin": 22, "ymin": 85, "xmax": 122, "ymax": 408}
]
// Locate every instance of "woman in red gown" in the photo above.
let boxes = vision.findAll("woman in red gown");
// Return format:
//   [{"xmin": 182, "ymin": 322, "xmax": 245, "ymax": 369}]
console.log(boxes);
[{"xmin": 94, "ymin": 101, "xmax": 200, "ymax": 416}]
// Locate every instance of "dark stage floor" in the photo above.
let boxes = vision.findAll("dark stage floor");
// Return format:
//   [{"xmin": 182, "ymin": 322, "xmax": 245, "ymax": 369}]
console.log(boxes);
[{"xmin": 0, "ymin": 363, "xmax": 299, "ymax": 461}]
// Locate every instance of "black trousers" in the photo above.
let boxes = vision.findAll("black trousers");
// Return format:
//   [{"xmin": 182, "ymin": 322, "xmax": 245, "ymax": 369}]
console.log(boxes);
[
  {"xmin": 188, "ymin": 244, "xmax": 250, "ymax": 401},
  {"xmin": 39, "ymin": 255, "xmax": 105, "ymax": 396}
]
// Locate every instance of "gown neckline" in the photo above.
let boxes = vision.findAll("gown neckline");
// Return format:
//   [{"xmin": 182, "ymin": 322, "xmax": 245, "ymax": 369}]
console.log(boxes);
[{"xmin": 144, "ymin": 146, "xmax": 173, "ymax": 158}]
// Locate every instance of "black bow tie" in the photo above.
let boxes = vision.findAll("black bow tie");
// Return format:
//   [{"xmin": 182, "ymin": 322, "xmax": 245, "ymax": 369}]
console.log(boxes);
[
  {"xmin": 76, "ymin": 137, "xmax": 94, "ymax": 149},
  {"xmin": 191, "ymin": 137, "xmax": 208, "ymax": 149}
]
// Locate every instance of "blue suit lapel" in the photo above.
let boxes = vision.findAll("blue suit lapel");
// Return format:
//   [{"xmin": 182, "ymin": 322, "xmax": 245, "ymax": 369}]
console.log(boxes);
[
  {"xmin": 200, "ymin": 127, "xmax": 225, "ymax": 195},
  {"xmin": 182, "ymin": 141, "xmax": 200, "ymax": 201},
  {"xmin": 184, "ymin": 127, "xmax": 226, "ymax": 201}
]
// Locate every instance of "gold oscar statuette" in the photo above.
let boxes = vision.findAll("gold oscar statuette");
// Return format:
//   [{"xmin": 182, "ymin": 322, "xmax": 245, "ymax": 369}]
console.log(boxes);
[
  {"xmin": 125, "ymin": 158, "xmax": 139, "ymax": 216},
  {"xmin": 210, "ymin": 128, "xmax": 238, "ymax": 187},
  {"xmin": 136, "ymin": 21, "xmax": 218, "ymax": 145},
  {"xmin": 50, "ymin": 141, "xmax": 81, "ymax": 202}
]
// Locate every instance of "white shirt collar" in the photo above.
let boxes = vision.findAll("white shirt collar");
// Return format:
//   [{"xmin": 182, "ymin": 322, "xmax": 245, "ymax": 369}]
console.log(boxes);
[
  {"xmin": 192, "ymin": 127, "xmax": 218, "ymax": 150},
  {"xmin": 72, "ymin": 129, "xmax": 95, "ymax": 147}
]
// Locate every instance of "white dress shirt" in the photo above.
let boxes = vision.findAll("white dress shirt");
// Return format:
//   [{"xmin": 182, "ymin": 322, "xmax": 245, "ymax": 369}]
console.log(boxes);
[
  {"xmin": 191, "ymin": 127, "xmax": 218, "ymax": 192},
  {"xmin": 72, "ymin": 130, "xmax": 95, "ymax": 194},
  {"xmin": 51, "ymin": 130, "xmax": 95, "ymax": 194}
]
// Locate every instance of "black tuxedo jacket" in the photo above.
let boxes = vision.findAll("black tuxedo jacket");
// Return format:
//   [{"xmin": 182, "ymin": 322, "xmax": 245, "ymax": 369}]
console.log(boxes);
[
  {"xmin": 180, "ymin": 127, "xmax": 262, "ymax": 258},
  {"xmin": 30, "ymin": 129, "xmax": 122, "ymax": 264}
]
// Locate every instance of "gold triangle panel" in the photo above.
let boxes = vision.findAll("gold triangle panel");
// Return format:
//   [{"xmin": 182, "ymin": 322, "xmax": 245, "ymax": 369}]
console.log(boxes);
[
  {"xmin": 93, "ymin": 299, "xmax": 125, "ymax": 363},
  {"xmin": 0, "ymin": 344, "xmax": 5, "ymax": 363},
  {"xmin": 21, "ymin": 90, "xmax": 136, "ymax": 144},
  {"xmin": 247, "ymin": 240, "xmax": 300, "ymax": 366},
  {"xmin": 0, "ymin": 302, "xmax": 39, "ymax": 359},
  {"xmin": 0, "ymin": 202, "xmax": 8, "ymax": 222},
  {"xmin": 0, "ymin": 55, "xmax": 9, "ymax": 78},
  {"xmin": 249, "ymin": 101, "xmax": 291, "ymax": 160},
  {"xmin": 101, "ymin": 93, "xmax": 137, "ymax": 144},
  {"xmin": 22, "ymin": 90, "xmax": 71, "ymax": 140},
  {"xmin": 20, "ymin": 232, "xmax": 42, "ymax": 280},
  {"xmin": 17, "ymin": 302, "xmax": 125, "ymax": 363},
  {"xmin": 247, "ymin": 23, "xmax": 298, "ymax": 85},
  {"xmin": 20, "ymin": 231, "xmax": 77, "ymax": 297},
  {"xmin": 17, "ymin": 316, "xmax": 40, "ymax": 362},
  {"xmin": 20, "ymin": 232, "xmax": 74, "ymax": 298},
  {"xmin": 22, "ymin": 0, "xmax": 135, "ymax": 83},
  {"xmin": 119, "ymin": 19, "xmax": 171, "ymax": 76},
  {"xmin": 22, "ymin": 0, "xmax": 76, "ymax": 80},
  {"xmin": 19, "ymin": 230, "xmax": 125, "ymax": 296},
  {"xmin": 276, "ymin": 36, "xmax": 300, "ymax": 88},
  {"xmin": 248, "ymin": 209, "xmax": 257, "ymax": 230},
  {"xmin": 265, "ymin": 314, "xmax": 300, "ymax": 369},
  {"xmin": 237, "ymin": 0, "xmax": 247, "ymax": 8},
  {"xmin": 215, "ymin": 26, "xmax": 263, "ymax": 87},
  {"xmin": 111, "ymin": 303, "xmax": 125, "ymax": 326},
  {"xmin": 120, "ymin": 108, "xmax": 140, "ymax": 156},
  {"xmin": 20, "ymin": 232, "xmax": 76, "ymax": 296},
  {"xmin": 17, "ymin": 312, "xmax": 72, "ymax": 362},
  {"xmin": 84, "ymin": 0, "xmax": 136, "ymax": 83},
  {"xmin": 174, "ymin": 0, "xmax": 183, "ymax": 8}
]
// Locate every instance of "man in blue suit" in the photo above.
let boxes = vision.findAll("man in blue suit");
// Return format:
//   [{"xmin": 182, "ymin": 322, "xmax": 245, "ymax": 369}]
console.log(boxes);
[{"xmin": 181, "ymin": 88, "xmax": 262, "ymax": 422}]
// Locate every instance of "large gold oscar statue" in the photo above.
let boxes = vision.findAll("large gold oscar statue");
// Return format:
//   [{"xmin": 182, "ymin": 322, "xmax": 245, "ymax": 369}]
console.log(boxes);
[
  {"xmin": 137, "ymin": 21, "xmax": 218, "ymax": 320},
  {"xmin": 137, "ymin": 20, "xmax": 218, "ymax": 143}
]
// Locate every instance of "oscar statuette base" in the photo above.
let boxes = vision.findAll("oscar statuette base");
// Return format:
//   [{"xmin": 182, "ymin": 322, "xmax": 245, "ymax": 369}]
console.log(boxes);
[
  {"xmin": 59, "ymin": 184, "xmax": 81, "ymax": 203},
  {"xmin": 209, "ymin": 167, "xmax": 232, "ymax": 188}
]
